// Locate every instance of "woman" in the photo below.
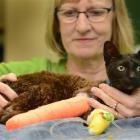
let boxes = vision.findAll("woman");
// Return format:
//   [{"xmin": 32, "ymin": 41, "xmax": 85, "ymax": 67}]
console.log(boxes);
[
  {"xmin": 0, "ymin": 0, "xmax": 138, "ymax": 117},
  {"xmin": 0, "ymin": 0, "xmax": 140, "ymax": 139}
]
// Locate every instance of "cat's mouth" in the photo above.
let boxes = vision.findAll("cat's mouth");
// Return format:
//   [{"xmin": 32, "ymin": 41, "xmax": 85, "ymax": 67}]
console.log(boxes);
[
  {"xmin": 111, "ymin": 79, "xmax": 140, "ymax": 93},
  {"xmin": 125, "ymin": 85, "xmax": 135, "ymax": 90}
]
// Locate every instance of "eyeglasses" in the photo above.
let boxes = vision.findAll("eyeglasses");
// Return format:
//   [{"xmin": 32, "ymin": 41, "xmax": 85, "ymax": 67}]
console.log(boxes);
[{"xmin": 57, "ymin": 7, "xmax": 113, "ymax": 23}]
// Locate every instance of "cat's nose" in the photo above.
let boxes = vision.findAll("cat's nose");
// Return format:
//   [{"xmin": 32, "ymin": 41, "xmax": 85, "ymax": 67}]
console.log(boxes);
[
  {"xmin": 129, "ymin": 72, "xmax": 136, "ymax": 78},
  {"xmin": 129, "ymin": 72, "xmax": 139, "ymax": 84}
]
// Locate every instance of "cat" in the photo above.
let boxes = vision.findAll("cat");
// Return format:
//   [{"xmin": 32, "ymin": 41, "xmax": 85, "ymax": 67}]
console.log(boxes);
[
  {"xmin": 0, "ymin": 41, "xmax": 140, "ymax": 123},
  {"xmin": 104, "ymin": 42, "xmax": 140, "ymax": 94}
]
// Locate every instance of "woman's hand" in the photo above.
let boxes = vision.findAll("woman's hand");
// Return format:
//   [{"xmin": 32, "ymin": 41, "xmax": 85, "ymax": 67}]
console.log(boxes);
[
  {"xmin": 0, "ymin": 73, "xmax": 18, "ymax": 109},
  {"xmin": 89, "ymin": 83, "xmax": 140, "ymax": 119}
]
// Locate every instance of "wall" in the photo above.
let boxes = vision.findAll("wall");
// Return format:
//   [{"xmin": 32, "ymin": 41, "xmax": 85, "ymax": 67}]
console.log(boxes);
[
  {"xmin": 0, "ymin": 0, "xmax": 4, "ymax": 28},
  {"xmin": 4, "ymin": 0, "xmax": 140, "ymax": 61},
  {"xmin": 0, "ymin": 0, "xmax": 5, "ymax": 62},
  {"xmin": 4, "ymin": 0, "xmax": 52, "ymax": 61},
  {"xmin": 126, "ymin": 0, "xmax": 140, "ymax": 44}
]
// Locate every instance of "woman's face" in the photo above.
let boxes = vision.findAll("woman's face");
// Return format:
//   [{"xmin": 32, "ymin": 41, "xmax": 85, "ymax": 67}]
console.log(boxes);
[{"xmin": 57, "ymin": 0, "xmax": 114, "ymax": 59}]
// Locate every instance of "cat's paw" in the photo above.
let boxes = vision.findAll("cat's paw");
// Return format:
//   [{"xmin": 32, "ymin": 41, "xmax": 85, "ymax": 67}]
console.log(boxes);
[
  {"xmin": 0, "ymin": 110, "xmax": 11, "ymax": 124},
  {"xmin": 0, "ymin": 106, "xmax": 18, "ymax": 124}
]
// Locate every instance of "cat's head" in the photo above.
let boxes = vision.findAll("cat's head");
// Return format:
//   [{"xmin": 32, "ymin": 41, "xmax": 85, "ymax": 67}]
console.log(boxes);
[{"xmin": 103, "ymin": 41, "xmax": 140, "ymax": 94}]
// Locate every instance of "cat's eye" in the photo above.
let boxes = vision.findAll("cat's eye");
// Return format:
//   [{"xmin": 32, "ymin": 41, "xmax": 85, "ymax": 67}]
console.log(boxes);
[
  {"xmin": 136, "ymin": 66, "xmax": 140, "ymax": 72},
  {"xmin": 117, "ymin": 66, "xmax": 125, "ymax": 71}
]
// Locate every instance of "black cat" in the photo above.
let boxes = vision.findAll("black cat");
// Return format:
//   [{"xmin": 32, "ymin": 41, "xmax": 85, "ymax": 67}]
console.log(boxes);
[
  {"xmin": 0, "ymin": 41, "xmax": 140, "ymax": 123},
  {"xmin": 104, "ymin": 41, "xmax": 140, "ymax": 94}
]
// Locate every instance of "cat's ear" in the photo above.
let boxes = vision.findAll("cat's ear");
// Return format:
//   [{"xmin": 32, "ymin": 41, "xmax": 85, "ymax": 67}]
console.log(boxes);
[
  {"xmin": 103, "ymin": 41, "xmax": 120, "ymax": 65},
  {"xmin": 136, "ymin": 49, "xmax": 140, "ymax": 58}
]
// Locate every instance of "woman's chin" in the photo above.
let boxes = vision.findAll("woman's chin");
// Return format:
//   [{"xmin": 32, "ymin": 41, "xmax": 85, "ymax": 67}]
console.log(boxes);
[
  {"xmin": 74, "ymin": 50, "xmax": 102, "ymax": 59},
  {"xmin": 73, "ymin": 53, "xmax": 100, "ymax": 60}
]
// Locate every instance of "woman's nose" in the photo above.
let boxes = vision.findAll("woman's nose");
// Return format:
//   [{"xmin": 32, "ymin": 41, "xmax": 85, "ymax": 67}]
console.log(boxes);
[{"xmin": 75, "ymin": 13, "xmax": 92, "ymax": 34}]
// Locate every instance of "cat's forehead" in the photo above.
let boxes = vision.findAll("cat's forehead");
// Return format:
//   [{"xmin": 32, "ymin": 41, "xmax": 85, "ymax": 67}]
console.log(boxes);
[
  {"xmin": 124, "ymin": 54, "xmax": 139, "ymax": 62},
  {"xmin": 110, "ymin": 54, "xmax": 140, "ymax": 64}
]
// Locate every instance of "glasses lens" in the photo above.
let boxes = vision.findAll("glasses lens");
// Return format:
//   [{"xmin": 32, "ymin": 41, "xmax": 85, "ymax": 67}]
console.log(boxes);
[
  {"xmin": 88, "ymin": 8, "xmax": 109, "ymax": 22},
  {"xmin": 57, "ymin": 8, "xmax": 112, "ymax": 23},
  {"xmin": 58, "ymin": 10, "xmax": 77, "ymax": 23}
]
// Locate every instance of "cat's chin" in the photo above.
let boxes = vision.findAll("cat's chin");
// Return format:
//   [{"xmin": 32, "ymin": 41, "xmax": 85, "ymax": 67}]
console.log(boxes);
[
  {"xmin": 112, "ymin": 83, "xmax": 134, "ymax": 94},
  {"xmin": 126, "ymin": 86, "xmax": 134, "ymax": 90},
  {"xmin": 120, "ymin": 84, "xmax": 136, "ymax": 91}
]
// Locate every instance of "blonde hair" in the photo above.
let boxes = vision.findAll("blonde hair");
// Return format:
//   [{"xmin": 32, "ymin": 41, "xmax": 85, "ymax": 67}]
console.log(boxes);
[
  {"xmin": 45, "ymin": 0, "xmax": 135, "ymax": 57},
  {"xmin": 112, "ymin": 0, "xmax": 135, "ymax": 53}
]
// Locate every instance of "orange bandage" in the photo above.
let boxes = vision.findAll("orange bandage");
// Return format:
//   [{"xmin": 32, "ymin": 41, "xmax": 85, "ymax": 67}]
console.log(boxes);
[{"xmin": 6, "ymin": 96, "xmax": 90, "ymax": 130}]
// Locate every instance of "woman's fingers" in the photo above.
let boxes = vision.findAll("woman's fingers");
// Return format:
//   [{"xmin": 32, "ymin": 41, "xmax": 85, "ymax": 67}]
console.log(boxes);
[
  {"xmin": 0, "ymin": 95, "xmax": 9, "ymax": 108},
  {"xmin": 88, "ymin": 97, "xmax": 124, "ymax": 119},
  {"xmin": 90, "ymin": 87, "xmax": 123, "ymax": 118},
  {"xmin": 94, "ymin": 83, "xmax": 140, "ymax": 117},
  {"xmin": 0, "ymin": 73, "xmax": 18, "ymax": 108},
  {"xmin": 0, "ymin": 73, "xmax": 17, "ymax": 81},
  {"xmin": 91, "ymin": 86, "xmax": 117, "ymax": 108},
  {"xmin": 112, "ymin": 101, "xmax": 140, "ymax": 117},
  {"xmin": 98, "ymin": 83, "xmax": 134, "ymax": 108},
  {"xmin": 0, "ymin": 82, "xmax": 18, "ymax": 108},
  {"xmin": 0, "ymin": 82, "xmax": 18, "ymax": 101}
]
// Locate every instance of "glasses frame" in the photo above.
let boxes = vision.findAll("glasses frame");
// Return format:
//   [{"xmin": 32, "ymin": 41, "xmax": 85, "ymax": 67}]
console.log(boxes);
[{"xmin": 57, "ymin": 7, "xmax": 113, "ymax": 23}]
